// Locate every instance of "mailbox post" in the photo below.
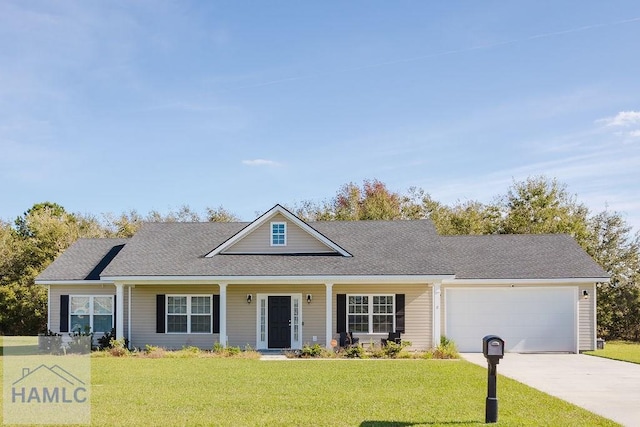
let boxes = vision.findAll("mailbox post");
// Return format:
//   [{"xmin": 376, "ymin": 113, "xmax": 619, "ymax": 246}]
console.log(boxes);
[{"xmin": 482, "ymin": 335, "xmax": 504, "ymax": 424}]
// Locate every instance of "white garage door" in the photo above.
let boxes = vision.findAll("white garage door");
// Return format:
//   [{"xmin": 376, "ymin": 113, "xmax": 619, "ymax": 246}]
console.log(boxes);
[{"xmin": 445, "ymin": 287, "xmax": 577, "ymax": 353}]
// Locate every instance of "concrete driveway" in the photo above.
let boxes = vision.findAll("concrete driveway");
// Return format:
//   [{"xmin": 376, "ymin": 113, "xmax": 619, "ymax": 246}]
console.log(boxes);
[{"xmin": 462, "ymin": 353, "xmax": 640, "ymax": 426}]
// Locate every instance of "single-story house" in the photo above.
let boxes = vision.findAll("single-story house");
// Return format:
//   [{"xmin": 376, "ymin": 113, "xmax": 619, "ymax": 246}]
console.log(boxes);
[{"xmin": 35, "ymin": 204, "xmax": 609, "ymax": 353}]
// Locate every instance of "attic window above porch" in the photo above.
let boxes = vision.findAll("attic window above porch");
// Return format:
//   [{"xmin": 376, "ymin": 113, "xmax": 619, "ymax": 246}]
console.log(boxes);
[{"xmin": 271, "ymin": 222, "xmax": 286, "ymax": 246}]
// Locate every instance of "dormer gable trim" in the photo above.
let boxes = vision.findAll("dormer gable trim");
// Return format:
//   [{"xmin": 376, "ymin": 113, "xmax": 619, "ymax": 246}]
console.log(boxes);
[{"xmin": 205, "ymin": 204, "xmax": 353, "ymax": 257}]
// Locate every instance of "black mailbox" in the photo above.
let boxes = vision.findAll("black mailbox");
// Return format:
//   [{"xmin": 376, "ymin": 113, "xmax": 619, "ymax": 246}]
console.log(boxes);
[
  {"xmin": 482, "ymin": 335, "xmax": 504, "ymax": 361},
  {"xmin": 482, "ymin": 335, "xmax": 504, "ymax": 423}
]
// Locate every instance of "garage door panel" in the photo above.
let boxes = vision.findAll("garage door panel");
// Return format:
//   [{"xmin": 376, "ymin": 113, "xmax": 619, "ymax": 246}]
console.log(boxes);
[{"xmin": 445, "ymin": 287, "xmax": 576, "ymax": 353}]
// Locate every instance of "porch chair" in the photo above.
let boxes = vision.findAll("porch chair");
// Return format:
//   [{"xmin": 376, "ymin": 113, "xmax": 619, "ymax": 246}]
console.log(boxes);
[
  {"xmin": 339, "ymin": 331, "xmax": 360, "ymax": 348},
  {"xmin": 381, "ymin": 331, "xmax": 402, "ymax": 347}
]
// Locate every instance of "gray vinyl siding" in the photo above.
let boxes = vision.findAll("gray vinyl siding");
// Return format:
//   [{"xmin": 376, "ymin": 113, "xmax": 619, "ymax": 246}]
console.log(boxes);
[
  {"xmin": 578, "ymin": 283, "xmax": 596, "ymax": 351},
  {"xmin": 223, "ymin": 213, "xmax": 334, "ymax": 254},
  {"xmin": 49, "ymin": 284, "xmax": 127, "ymax": 338},
  {"xmin": 129, "ymin": 285, "xmax": 219, "ymax": 350},
  {"xmin": 227, "ymin": 284, "xmax": 326, "ymax": 347},
  {"xmin": 333, "ymin": 284, "xmax": 433, "ymax": 351}
]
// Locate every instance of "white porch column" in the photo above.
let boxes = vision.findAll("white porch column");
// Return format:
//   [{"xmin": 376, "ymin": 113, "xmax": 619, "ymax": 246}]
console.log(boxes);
[
  {"xmin": 325, "ymin": 283, "xmax": 333, "ymax": 349},
  {"xmin": 219, "ymin": 283, "xmax": 228, "ymax": 347},
  {"xmin": 127, "ymin": 285, "xmax": 133, "ymax": 347},
  {"xmin": 433, "ymin": 282, "xmax": 441, "ymax": 347},
  {"xmin": 115, "ymin": 283, "xmax": 125, "ymax": 340}
]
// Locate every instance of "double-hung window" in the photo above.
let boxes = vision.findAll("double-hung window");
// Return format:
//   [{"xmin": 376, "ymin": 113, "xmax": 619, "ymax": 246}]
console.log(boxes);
[
  {"xmin": 271, "ymin": 222, "xmax": 286, "ymax": 246},
  {"xmin": 70, "ymin": 295, "xmax": 113, "ymax": 334},
  {"xmin": 166, "ymin": 295, "xmax": 212, "ymax": 333},
  {"xmin": 348, "ymin": 295, "xmax": 394, "ymax": 333}
]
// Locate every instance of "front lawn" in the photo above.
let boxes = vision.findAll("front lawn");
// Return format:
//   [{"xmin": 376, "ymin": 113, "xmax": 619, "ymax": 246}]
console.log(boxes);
[
  {"xmin": 1, "ymin": 356, "xmax": 617, "ymax": 426},
  {"xmin": 584, "ymin": 340, "xmax": 640, "ymax": 364}
]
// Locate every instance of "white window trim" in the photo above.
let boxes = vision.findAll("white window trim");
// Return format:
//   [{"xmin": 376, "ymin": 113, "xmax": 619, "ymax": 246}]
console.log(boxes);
[
  {"xmin": 255, "ymin": 293, "xmax": 302, "ymax": 350},
  {"xmin": 69, "ymin": 295, "xmax": 114, "ymax": 335},
  {"xmin": 270, "ymin": 221, "xmax": 287, "ymax": 246},
  {"xmin": 166, "ymin": 294, "xmax": 213, "ymax": 334},
  {"xmin": 347, "ymin": 294, "xmax": 395, "ymax": 335}
]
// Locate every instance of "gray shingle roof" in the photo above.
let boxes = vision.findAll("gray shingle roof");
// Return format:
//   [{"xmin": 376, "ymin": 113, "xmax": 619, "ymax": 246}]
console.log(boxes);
[
  {"xmin": 441, "ymin": 234, "xmax": 609, "ymax": 279},
  {"xmin": 99, "ymin": 220, "xmax": 454, "ymax": 277},
  {"xmin": 36, "ymin": 220, "xmax": 609, "ymax": 282},
  {"xmin": 37, "ymin": 238, "xmax": 129, "ymax": 281}
]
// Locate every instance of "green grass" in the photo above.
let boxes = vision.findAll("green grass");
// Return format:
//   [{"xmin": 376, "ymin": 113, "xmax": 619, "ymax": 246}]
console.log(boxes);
[
  {"xmin": 584, "ymin": 340, "xmax": 640, "ymax": 364},
  {"xmin": 1, "ymin": 356, "xmax": 618, "ymax": 426}
]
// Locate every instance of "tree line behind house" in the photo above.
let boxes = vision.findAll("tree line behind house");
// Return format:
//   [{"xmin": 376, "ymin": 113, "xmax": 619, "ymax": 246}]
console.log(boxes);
[{"xmin": 1, "ymin": 176, "xmax": 638, "ymax": 341}]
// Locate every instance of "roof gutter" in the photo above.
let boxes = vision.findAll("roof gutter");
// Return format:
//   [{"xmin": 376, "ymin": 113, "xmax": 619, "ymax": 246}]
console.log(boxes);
[
  {"xmin": 442, "ymin": 277, "xmax": 610, "ymax": 286},
  {"xmin": 35, "ymin": 279, "xmax": 117, "ymax": 286},
  {"xmin": 98, "ymin": 274, "xmax": 456, "ymax": 285}
]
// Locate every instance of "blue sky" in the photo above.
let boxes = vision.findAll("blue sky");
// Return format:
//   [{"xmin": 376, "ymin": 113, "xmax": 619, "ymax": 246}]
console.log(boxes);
[{"xmin": 1, "ymin": 1, "xmax": 639, "ymax": 232}]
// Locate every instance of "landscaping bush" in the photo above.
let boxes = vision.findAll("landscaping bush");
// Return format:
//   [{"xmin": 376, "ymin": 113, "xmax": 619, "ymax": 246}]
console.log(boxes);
[
  {"xmin": 182, "ymin": 345, "xmax": 201, "ymax": 354},
  {"xmin": 68, "ymin": 327, "xmax": 93, "ymax": 354},
  {"xmin": 382, "ymin": 340, "xmax": 412, "ymax": 358},
  {"xmin": 108, "ymin": 338, "xmax": 129, "ymax": 357},
  {"xmin": 144, "ymin": 344, "xmax": 166, "ymax": 358},
  {"xmin": 429, "ymin": 336, "xmax": 459, "ymax": 359},
  {"xmin": 343, "ymin": 344, "xmax": 366, "ymax": 358},
  {"xmin": 295, "ymin": 343, "xmax": 339, "ymax": 358},
  {"xmin": 211, "ymin": 342, "xmax": 257, "ymax": 358},
  {"xmin": 38, "ymin": 330, "xmax": 63, "ymax": 355},
  {"xmin": 299, "ymin": 343, "xmax": 325, "ymax": 358}
]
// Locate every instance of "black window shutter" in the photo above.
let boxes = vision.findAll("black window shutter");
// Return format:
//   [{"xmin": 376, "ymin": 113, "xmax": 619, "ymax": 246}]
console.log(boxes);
[
  {"xmin": 395, "ymin": 294, "xmax": 405, "ymax": 333},
  {"xmin": 336, "ymin": 294, "xmax": 346, "ymax": 333},
  {"xmin": 213, "ymin": 295, "xmax": 220, "ymax": 334},
  {"xmin": 156, "ymin": 294, "xmax": 165, "ymax": 333},
  {"xmin": 60, "ymin": 295, "xmax": 69, "ymax": 332}
]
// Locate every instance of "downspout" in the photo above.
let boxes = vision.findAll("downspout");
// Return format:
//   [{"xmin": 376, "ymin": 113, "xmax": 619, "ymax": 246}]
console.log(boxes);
[
  {"xmin": 47, "ymin": 285, "xmax": 51, "ymax": 332},
  {"xmin": 128, "ymin": 285, "xmax": 133, "ymax": 348},
  {"xmin": 593, "ymin": 282, "xmax": 598, "ymax": 351}
]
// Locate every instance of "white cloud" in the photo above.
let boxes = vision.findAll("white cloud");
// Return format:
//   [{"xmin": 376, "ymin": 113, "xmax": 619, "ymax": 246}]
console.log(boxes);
[
  {"xmin": 598, "ymin": 111, "xmax": 640, "ymax": 127},
  {"xmin": 241, "ymin": 159, "xmax": 281, "ymax": 167}
]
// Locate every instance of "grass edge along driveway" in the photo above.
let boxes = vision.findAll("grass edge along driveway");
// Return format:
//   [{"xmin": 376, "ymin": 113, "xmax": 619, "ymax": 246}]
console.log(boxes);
[
  {"xmin": 584, "ymin": 340, "xmax": 640, "ymax": 365},
  {"xmin": 2, "ymin": 357, "xmax": 618, "ymax": 426}
]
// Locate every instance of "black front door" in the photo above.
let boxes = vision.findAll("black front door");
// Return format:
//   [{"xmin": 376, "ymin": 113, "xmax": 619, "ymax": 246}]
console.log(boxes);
[{"xmin": 268, "ymin": 296, "xmax": 291, "ymax": 348}]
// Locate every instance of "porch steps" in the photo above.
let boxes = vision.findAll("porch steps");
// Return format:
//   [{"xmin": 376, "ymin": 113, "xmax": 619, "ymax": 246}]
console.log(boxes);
[
  {"xmin": 258, "ymin": 349, "xmax": 289, "ymax": 361},
  {"xmin": 259, "ymin": 354, "xmax": 288, "ymax": 361}
]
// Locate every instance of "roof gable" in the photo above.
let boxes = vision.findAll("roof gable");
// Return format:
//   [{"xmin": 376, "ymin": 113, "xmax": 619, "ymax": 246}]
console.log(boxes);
[
  {"xmin": 205, "ymin": 204, "xmax": 352, "ymax": 257},
  {"xmin": 98, "ymin": 219, "xmax": 451, "ymax": 278}
]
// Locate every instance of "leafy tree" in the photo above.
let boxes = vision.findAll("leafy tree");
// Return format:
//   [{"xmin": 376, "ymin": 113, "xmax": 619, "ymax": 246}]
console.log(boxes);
[
  {"xmin": 147, "ymin": 205, "xmax": 203, "ymax": 222},
  {"xmin": 1, "ymin": 203, "xmax": 104, "ymax": 334},
  {"xmin": 2, "ymin": 201, "xmax": 242, "ymax": 334},
  {"xmin": 400, "ymin": 187, "xmax": 429, "ymax": 220},
  {"xmin": 14, "ymin": 203, "xmax": 84, "ymax": 274},
  {"xmin": 0, "ymin": 220, "xmax": 21, "ymax": 284},
  {"xmin": 500, "ymin": 176, "xmax": 589, "ymax": 244},
  {"xmin": 0, "ymin": 281, "xmax": 47, "ymax": 335},
  {"xmin": 14, "ymin": 202, "xmax": 67, "ymax": 238},
  {"xmin": 103, "ymin": 210, "xmax": 144, "ymax": 238},
  {"xmin": 585, "ymin": 210, "xmax": 640, "ymax": 340},
  {"xmin": 288, "ymin": 199, "xmax": 325, "ymax": 222},
  {"xmin": 297, "ymin": 179, "xmax": 410, "ymax": 221},
  {"xmin": 206, "ymin": 206, "xmax": 240, "ymax": 222},
  {"xmin": 422, "ymin": 195, "xmax": 501, "ymax": 235}
]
